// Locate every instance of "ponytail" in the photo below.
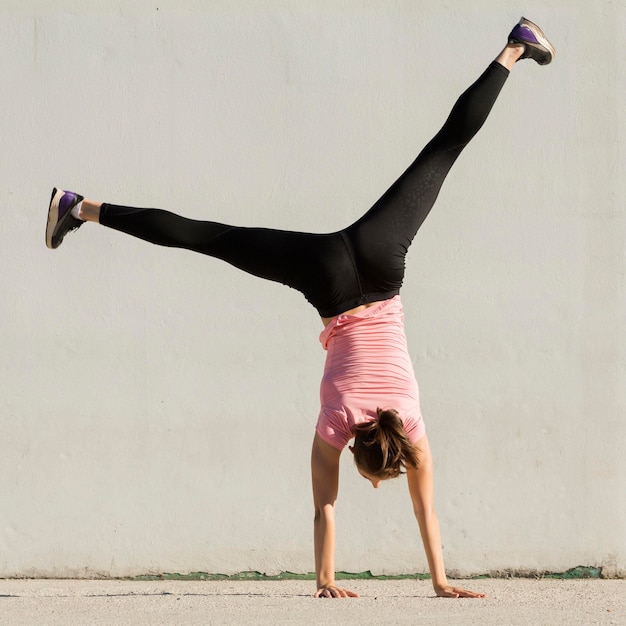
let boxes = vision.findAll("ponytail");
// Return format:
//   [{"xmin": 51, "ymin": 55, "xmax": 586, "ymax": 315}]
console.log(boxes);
[{"xmin": 351, "ymin": 408, "xmax": 419, "ymax": 480}]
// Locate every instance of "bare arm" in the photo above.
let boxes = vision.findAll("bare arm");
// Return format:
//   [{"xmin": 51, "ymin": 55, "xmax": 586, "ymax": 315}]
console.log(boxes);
[
  {"xmin": 406, "ymin": 435, "xmax": 486, "ymax": 598},
  {"xmin": 310, "ymin": 433, "xmax": 358, "ymax": 598}
]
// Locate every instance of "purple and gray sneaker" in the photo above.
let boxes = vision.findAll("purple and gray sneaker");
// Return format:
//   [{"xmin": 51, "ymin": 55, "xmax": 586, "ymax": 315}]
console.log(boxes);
[
  {"xmin": 46, "ymin": 187, "xmax": 85, "ymax": 249},
  {"xmin": 508, "ymin": 17, "xmax": 555, "ymax": 66}
]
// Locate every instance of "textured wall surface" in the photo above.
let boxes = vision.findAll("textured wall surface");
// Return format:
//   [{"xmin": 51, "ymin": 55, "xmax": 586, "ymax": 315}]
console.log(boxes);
[{"xmin": 1, "ymin": 1, "xmax": 624, "ymax": 578}]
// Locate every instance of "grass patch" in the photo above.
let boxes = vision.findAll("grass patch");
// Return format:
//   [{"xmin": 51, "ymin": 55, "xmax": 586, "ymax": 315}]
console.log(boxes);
[{"xmin": 127, "ymin": 566, "xmax": 603, "ymax": 582}]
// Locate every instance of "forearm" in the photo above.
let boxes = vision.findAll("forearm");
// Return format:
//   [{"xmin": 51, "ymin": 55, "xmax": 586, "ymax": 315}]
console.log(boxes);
[
  {"xmin": 415, "ymin": 507, "xmax": 449, "ymax": 590},
  {"xmin": 314, "ymin": 507, "xmax": 337, "ymax": 588},
  {"xmin": 407, "ymin": 440, "xmax": 484, "ymax": 599}
]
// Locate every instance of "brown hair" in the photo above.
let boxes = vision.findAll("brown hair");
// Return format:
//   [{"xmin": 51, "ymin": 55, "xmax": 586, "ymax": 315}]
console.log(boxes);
[{"xmin": 351, "ymin": 408, "xmax": 419, "ymax": 480}]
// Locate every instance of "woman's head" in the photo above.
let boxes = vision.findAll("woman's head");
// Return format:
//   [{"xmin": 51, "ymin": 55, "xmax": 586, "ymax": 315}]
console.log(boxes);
[{"xmin": 350, "ymin": 408, "xmax": 419, "ymax": 483}]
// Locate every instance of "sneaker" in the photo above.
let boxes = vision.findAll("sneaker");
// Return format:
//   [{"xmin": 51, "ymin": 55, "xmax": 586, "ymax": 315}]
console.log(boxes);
[
  {"xmin": 45, "ymin": 187, "xmax": 85, "ymax": 249},
  {"xmin": 508, "ymin": 17, "xmax": 555, "ymax": 66}
]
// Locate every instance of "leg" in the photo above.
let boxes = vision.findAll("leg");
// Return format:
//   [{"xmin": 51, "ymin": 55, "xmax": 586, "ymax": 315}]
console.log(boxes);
[
  {"xmin": 78, "ymin": 200, "xmax": 356, "ymax": 316},
  {"xmin": 343, "ymin": 45, "xmax": 525, "ymax": 296},
  {"xmin": 44, "ymin": 48, "xmax": 522, "ymax": 317},
  {"xmin": 47, "ymin": 19, "xmax": 554, "ymax": 319}
]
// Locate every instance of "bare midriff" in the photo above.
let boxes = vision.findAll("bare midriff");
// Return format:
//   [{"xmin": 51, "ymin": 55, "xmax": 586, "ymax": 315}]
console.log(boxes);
[{"xmin": 321, "ymin": 301, "xmax": 385, "ymax": 328}]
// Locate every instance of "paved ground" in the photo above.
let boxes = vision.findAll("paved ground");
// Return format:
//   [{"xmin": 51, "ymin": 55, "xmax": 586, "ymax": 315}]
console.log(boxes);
[{"xmin": 1, "ymin": 578, "xmax": 625, "ymax": 625}]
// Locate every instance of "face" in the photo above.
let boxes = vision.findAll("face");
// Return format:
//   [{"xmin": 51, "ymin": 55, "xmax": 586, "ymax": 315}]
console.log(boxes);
[
  {"xmin": 349, "ymin": 445, "xmax": 384, "ymax": 488},
  {"xmin": 357, "ymin": 467, "xmax": 382, "ymax": 489}
]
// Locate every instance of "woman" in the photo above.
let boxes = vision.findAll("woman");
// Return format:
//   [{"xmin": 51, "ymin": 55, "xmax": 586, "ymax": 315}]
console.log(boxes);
[{"xmin": 46, "ymin": 18, "xmax": 555, "ymax": 599}]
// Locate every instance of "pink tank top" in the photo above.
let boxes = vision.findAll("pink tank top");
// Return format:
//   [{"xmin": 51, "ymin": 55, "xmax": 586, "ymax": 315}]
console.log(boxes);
[{"xmin": 316, "ymin": 296, "xmax": 426, "ymax": 450}]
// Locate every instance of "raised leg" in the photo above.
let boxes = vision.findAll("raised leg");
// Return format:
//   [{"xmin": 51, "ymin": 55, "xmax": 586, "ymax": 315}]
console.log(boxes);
[{"xmin": 343, "ymin": 48, "xmax": 522, "ymax": 294}]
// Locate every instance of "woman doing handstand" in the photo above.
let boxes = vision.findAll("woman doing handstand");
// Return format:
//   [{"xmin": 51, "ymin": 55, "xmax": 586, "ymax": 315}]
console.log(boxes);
[{"xmin": 45, "ymin": 18, "xmax": 555, "ymax": 599}]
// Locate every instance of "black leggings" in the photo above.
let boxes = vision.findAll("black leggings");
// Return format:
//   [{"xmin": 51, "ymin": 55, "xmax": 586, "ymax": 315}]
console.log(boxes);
[{"xmin": 100, "ymin": 62, "xmax": 509, "ymax": 318}]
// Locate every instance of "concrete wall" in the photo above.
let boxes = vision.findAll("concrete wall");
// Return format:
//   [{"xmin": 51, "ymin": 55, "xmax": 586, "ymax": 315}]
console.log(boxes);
[{"xmin": 1, "ymin": 1, "xmax": 624, "ymax": 578}]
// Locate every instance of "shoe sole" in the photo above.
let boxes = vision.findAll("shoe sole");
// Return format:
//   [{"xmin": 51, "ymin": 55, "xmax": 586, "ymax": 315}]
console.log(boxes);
[
  {"xmin": 520, "ymin": 17, "xmax": 556, "ymax": 64},
  {"xmin": 45, "ymin": 187, "xmax": 63, "ymax": 249}
]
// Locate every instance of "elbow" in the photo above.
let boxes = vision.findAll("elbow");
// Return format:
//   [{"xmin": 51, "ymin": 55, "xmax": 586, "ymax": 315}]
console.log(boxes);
[{"xmin": 314, "ymin": 503, "xmax": 335, "ymax": 523}]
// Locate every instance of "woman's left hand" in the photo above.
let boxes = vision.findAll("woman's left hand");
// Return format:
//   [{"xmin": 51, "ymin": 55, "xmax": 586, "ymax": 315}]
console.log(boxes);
[{"xmin": 434, "ymin": 584, "xmax": 486, "ymax": 598}]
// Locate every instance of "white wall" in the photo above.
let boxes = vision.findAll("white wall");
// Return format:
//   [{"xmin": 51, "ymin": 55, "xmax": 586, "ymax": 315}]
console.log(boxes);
[{"xmin": 1, "ymin": 1, "xmax": 624, "ymax": 578}]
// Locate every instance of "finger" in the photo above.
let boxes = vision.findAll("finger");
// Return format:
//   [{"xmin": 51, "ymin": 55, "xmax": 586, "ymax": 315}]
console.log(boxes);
[
  {"xmin": 334, "ymin": 587, "xmax": 359, "ymax": 598},
  {"xmin": 332, "ymin": 587, "xmax": 358, "ymax": 598},
  {"xmin": 315, "ymin": 586, "xmax": 359, "ymax": 599},
  {"xmin": 455, "ymin": 588, "xmax": 486, "ymax": 598}
]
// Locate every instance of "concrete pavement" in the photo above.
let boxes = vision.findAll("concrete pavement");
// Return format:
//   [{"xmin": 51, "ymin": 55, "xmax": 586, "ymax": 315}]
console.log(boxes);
[{"xmin": 1, "ymin": 578, "xmax": 625, "ymax": 625}]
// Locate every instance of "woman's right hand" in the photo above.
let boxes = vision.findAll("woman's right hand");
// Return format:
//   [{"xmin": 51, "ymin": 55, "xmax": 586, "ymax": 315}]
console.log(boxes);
[{"xmin": 314, "ymin": 584, "xmax": 359, "ymax": 598}]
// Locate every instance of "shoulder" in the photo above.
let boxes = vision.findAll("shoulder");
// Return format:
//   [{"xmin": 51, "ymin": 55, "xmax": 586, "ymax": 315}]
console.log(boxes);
[
  {"xmin": 401, "ymin": 412, "xmax": 426, "ymax": 444},
  {"xmin": 316, "ymin": 408, "xmax": 351, "ymax": 451}
]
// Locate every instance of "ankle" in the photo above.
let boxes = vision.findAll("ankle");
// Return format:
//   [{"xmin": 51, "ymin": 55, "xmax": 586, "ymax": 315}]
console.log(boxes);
[
  {"xmin": 78, "ymin": 199, "xmax": 102, "ymax": 223},
  {"xmin": 495, "ymin": 43, "xmax": 525, "ymax": 70},
  {"xmin": 507, "ymin": 42, "xmax": 526, "ymax": 58}
]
